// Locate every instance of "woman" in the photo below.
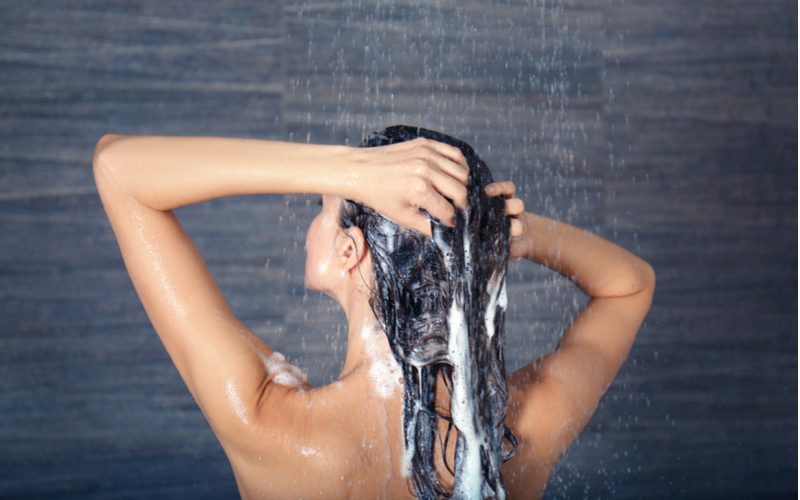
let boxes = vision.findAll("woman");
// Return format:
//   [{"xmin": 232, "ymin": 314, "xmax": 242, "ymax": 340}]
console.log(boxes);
[{"xmin": 93, "ymin": 126, "xmax": 655, "ymax": 499}]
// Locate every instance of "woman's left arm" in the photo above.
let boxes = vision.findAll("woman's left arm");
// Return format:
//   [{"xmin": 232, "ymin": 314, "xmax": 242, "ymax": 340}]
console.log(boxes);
[{"xmin": 92, "ymin": 133, "xmax": 468, "ymax": 449}]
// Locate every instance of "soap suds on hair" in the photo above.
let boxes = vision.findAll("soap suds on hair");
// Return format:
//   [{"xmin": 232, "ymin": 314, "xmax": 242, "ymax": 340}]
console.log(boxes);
[
  {"xmin": 484, "ymin": 270, "xmax": 507, "ymax": 340},
  {"xmin": 436, "ymin": 208, "xmax": 492, "ymax": 498},
  {"xmin": 339, "ymin": 125, "xmax": 517, "ymax": 499}
]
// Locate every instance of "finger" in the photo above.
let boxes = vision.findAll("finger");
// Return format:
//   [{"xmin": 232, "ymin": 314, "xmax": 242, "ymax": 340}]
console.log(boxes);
[
  {"xmin": 505, "ymin": 197, "xmax": 525, "ymax": 216},
  {"xmin": 426, "ymin": 167, "xmax": 469, "ymax": 209},
  {"xmin": 427, "ymin": 152, "xmax": 469, "ymax": 185},
  {"xmin": 417, "ymin": 187, "xmax": 457, "ymax": 228},
  {"xmin": 427, "ymin": 139, "xmax": 469, "ymax": 169},
  {"xmin": 406, "ymin": 208, "xmax": 433, "ymax": 237},
  {"xmin": 510, "ymin": 218, "xmax": 522, "ymax": 238},
  {"xmin": 487, "ymin": 181, "xmax": 516, "ymax": 197},
  {"xmin": 408, "ymin": 138, "xmax": 468, "ymax": 184},
  {"xmin": 484, "ymin": 181, "xmax": 516, "ymax": 197}
]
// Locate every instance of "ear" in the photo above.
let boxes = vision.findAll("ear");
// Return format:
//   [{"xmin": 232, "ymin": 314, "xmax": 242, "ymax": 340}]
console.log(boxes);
[{"xmin": 336, "ymin": 226, "xmax": 369, "ymax": 273}]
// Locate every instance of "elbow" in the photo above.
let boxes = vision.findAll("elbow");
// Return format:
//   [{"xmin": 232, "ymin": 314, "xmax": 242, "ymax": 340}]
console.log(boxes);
[
  {"xmin": 603, "ymin": 258, "xmax": 656, "ymax": 298},
  {"xmin": 636, "ymin": 260, "xmax": 656, "ymax": 296},
  {"xmin": 92, "ymin": 133, "xmax": 127, "ymax": 170}
]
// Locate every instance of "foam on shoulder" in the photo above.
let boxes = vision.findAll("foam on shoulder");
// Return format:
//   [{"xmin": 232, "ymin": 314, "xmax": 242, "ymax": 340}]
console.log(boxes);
[
  {"xmin": 361, "ymin": 321, "xmax": 403, "ymax": 399},
  {"xmin": 259, "ymin": 350, "xmax": 309, "ymax": 388}
]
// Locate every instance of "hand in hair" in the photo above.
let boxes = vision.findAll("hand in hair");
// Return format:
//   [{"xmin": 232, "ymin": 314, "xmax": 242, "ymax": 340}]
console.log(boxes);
[
  {"xmin": 485, "ymin": 180, "xmax": 528, "ymax": 259},
  {"xmin": 349, "ymin": 137, "xmax": 470, "ymax": 237}
]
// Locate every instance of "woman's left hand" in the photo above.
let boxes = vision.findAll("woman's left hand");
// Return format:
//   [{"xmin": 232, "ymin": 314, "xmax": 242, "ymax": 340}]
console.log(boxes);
[{"xmin": 348, "ymin": 137, "xmax": 470, "ymax": 237}]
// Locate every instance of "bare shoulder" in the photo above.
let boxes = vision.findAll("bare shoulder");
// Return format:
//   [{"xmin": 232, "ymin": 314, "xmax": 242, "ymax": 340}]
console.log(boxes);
[
  {"xmin": 504, "ymin": 275, "xmax": 655, "ymax": 469},
  {"xmin": 223, "ymin": 381, "xmax": 360, "ymax": 499},
  {"xmin": 501, "ymin": 381, "xmax": 557, "ymax": 499}
]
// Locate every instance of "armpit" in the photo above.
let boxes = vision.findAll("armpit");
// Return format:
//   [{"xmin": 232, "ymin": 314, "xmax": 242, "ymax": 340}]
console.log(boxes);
[{"xmin": 258, "ymin": 350, "xmax": 310, "ymax": 388}]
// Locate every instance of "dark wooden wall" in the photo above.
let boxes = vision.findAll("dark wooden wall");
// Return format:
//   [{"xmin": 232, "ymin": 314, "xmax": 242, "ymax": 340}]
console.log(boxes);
[{"xmin": 0, "ymin": 0, "xmax": 795, "ymax": 497}]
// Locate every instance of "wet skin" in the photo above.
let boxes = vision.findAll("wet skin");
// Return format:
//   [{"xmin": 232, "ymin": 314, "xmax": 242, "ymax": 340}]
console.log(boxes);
[
  {"xmin": 93, "ymin": 134, "xmax": 655, "ymax": 499},
  {"xmin": 233, "ymin": 194, "xmax": 549, "ymax": 499}
]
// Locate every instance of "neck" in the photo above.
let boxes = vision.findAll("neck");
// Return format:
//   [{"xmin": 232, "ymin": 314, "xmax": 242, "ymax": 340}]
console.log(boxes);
[
  {"xmin": 337, "ymin": 288, "xmax": 403, "ymax": 401},
  {"xmin": 338, "ymin": 289, "xmax": 381, "ymax": 379}
]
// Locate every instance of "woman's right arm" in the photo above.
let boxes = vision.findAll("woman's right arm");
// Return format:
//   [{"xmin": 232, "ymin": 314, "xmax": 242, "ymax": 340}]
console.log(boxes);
[{"xmin": 487, "ymin": 181, "xmax": 656, "ymax": 468}]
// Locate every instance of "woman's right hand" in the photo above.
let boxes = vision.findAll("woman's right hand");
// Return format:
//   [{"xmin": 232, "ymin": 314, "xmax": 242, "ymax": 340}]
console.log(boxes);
[{"xmin": 484, "ymin": 180, "xmax": 529, "ymax": 260}]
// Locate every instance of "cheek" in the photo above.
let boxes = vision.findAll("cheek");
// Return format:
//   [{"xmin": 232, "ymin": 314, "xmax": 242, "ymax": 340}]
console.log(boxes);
[
  {"xmin": 305, "ymin": 219, "xmax": 333, "ymax": 282},
  {"xmin": 316, "ymin": 252, "xmax": 332, "ymax": 277},
  {"xmin": 315, "ymin": 224, "xmax": 335, "ymax": 276}
]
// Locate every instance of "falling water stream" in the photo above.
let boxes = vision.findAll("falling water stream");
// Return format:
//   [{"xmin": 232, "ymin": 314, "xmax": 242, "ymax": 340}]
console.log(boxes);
[{"xmin": 274, "ymin": 0, "xmax": 641, "ymax": 496}]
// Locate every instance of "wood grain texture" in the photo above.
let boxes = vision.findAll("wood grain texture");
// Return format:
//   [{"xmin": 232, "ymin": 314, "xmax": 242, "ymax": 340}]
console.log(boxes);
[{"xmin": 0, "ymin": 0, "xmax": 795, "ymax": 497}]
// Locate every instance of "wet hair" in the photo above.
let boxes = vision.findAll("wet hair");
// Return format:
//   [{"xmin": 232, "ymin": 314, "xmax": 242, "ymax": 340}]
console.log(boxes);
[{"xmin": 338, "ymin": 125, "xmax": 517, "ymax": 499}]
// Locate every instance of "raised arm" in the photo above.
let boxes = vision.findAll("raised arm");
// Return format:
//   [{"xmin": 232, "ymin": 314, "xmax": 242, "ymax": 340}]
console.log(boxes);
[
  {"xmin": 485, "ymin": 180, "xmax": 655, "ymax": 468},
  {"xmin": 92, "ymin": 133, "xmax": 469, "ymax": 452}
]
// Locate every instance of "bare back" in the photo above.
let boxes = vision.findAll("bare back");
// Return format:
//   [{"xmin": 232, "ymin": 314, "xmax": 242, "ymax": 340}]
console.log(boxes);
[
  {"xmin": 223, "ymin": 369, "xmax": 554, "ymax": 499},
  {"xmin": 222, "ymin": 273, "xmax": 656, "ymax": 498},
  {"xmin": 93, "ymin": 133, "xmax": 655, "ymax": 499}
]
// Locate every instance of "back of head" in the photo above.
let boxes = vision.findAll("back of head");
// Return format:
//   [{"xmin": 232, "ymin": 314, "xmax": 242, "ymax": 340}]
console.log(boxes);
[{"xmin": 338, "ymin": 125, "xmax": 516, "ymax": 499}]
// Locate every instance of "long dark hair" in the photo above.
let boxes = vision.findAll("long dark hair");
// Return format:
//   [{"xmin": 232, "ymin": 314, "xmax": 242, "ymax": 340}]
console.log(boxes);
[{"xmin": 338, "ymin": 125, "xmax": 517, "ymax": 499}]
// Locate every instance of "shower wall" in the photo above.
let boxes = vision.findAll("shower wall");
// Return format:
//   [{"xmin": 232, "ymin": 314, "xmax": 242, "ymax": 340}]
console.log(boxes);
[{"xmin": 0, "ymin": 0, "xmax": 795, "ymax": 498}]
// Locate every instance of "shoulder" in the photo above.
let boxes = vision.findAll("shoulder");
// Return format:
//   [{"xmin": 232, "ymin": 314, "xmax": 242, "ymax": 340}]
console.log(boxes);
[
  {"xmin": 222, "ymin": 381, "xmax": 361, "ymax": 496},
  {"xmin": 505, "ymin": 374, "xmax": 564, "ymax": 466},
  {"xmin": 501, "ymin": 382, "xmax": 557, "ymax": 498},
  {"xmin": 224, "ymin": 381, "xmax": 353, "ymax": 456}
]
